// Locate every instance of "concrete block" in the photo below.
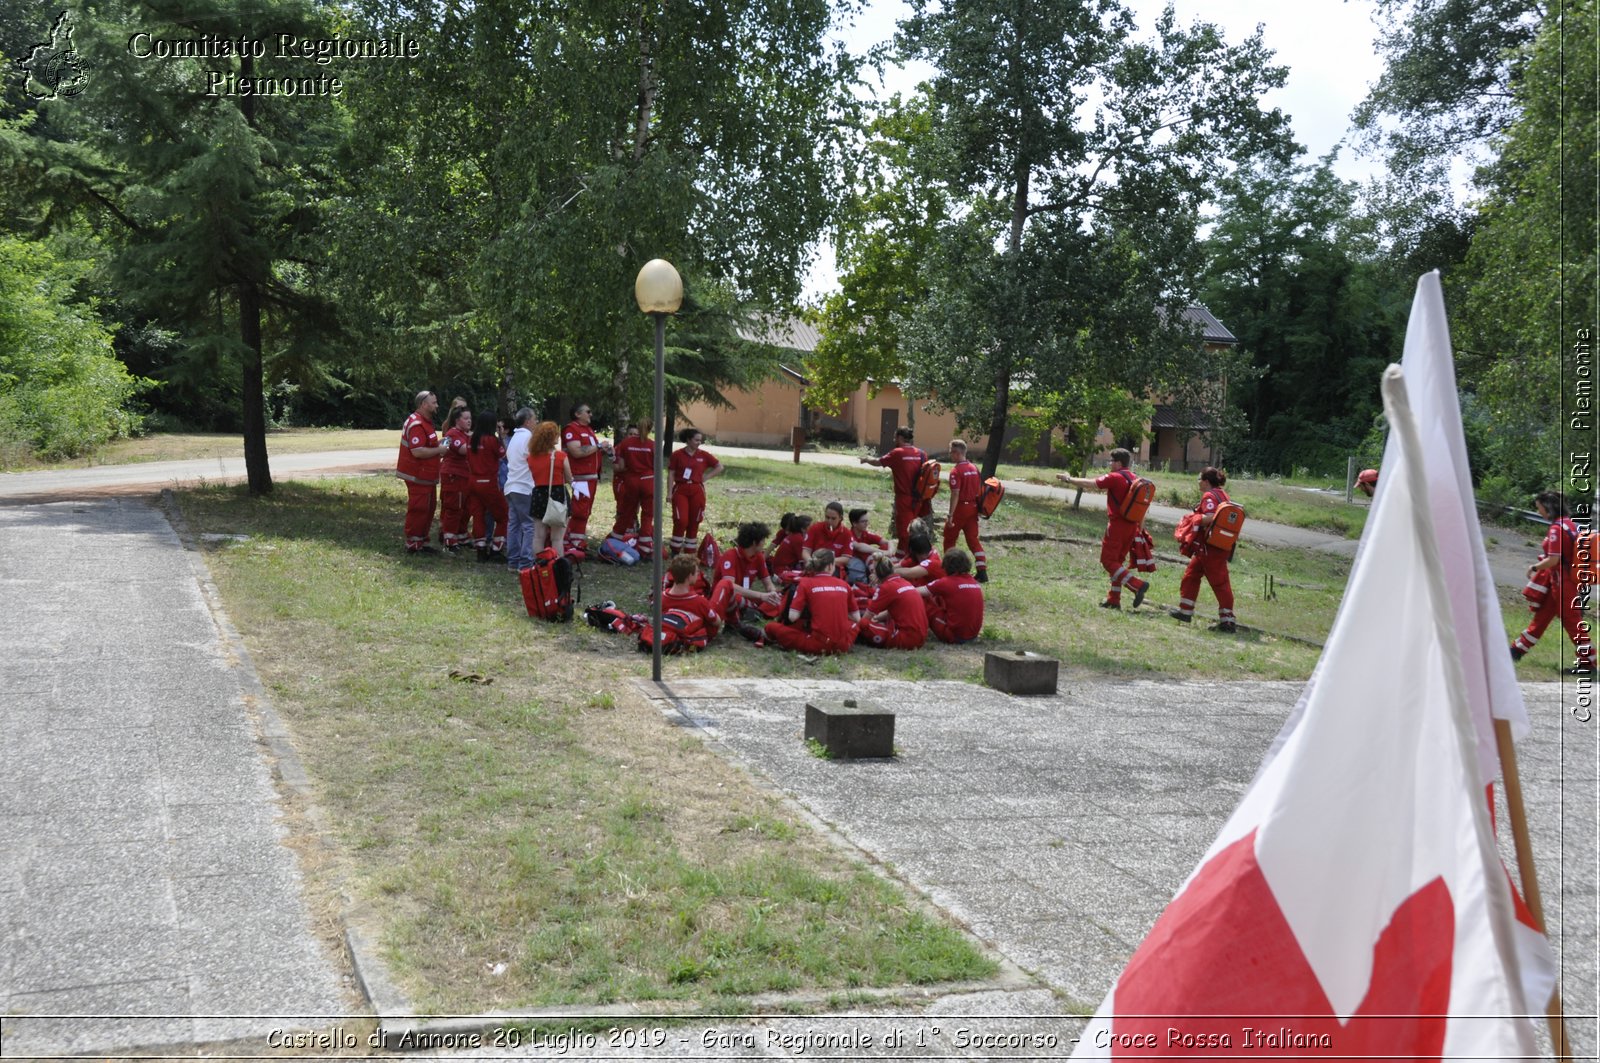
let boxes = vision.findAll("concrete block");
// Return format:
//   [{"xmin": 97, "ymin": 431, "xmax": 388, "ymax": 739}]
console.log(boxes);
[
  {"xmin": 984, "ymin": 650, "xmax": 1059, "ymax": 696},
  {"xmin": 804, "ymin": 698, "xmax": 895, "ymax": 759}
]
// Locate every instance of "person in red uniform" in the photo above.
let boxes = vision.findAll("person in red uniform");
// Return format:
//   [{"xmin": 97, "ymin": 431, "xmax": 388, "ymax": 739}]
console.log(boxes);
[
  {"xmin": 396, "ymin": 390, "xmax": 448, "ymax": 554},
  {"xmin": 709, "ymin": 521, "xmax": 783, "ymax": 629},
  {"xmin": 668, "ymin": 428, "xmax": 723, "ymax": 554},
  {"xmin": 562, "ymin": 402, "xmax": 608, "ymax": 560},
  {"xmin": 1169, "ymin": 466, "xmax": 1237, "ymax": 633},
  {"xmin": 893, "ymin": 524, "xmax": 944, "ymax": 586},
  {"xmin": 856, "ymin": 553, "xmax": 928, "ymax": 650},
  {"xmin": 437, "ymin": 406, "xmax": 473, "ymax": 551},
  {"xmin": 920, "ymin": 549, "xmax": 985, "ymax": 644},
  {"xmin": 609, "ymin": 417, "xmax": 657, "ymax": 558},
  {"xmin": 942, "ymin": 439, "xmax": 988, "ymax": 582},
  {"xmin": 1057, "ymin": 447, "xmax": 1151, "ymax": 609},
  {"xmin": 769, "ymin": 513, "xmax": 811, "ymax": 581},
  {"xmin": 859, "ymin": 426, "xmax": 931, "ymax": 556},
  {"xmin": 465, "ymin": 411, "xmax": 508, "ymax": 560},
  {"xmin": 764, "ymin": 549, "xmax": 858, "ymax": 654},
  {"xmin": 1356, "ymin": 468, "xmax": 1378, "ymax": 498},
  {"xmin": 803, "ymin": 502, "xmax": 854, "ymax": 570},
  {"xmin": 661, "ymin": 553, "xmax": 722, "ymax": 645},
  {"xmin": 1512, "ymin": 491, "xmax": 1595, "ymax": 674},
  {"xmin": 846, "ymin": 508, "xmax": 889, "ymax": 583}
]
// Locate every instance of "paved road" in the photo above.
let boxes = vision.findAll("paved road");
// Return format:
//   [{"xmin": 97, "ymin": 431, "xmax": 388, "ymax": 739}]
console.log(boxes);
[{"xmin": 0, "ymin": 500, "xmax": 347, "ymax": 1056}]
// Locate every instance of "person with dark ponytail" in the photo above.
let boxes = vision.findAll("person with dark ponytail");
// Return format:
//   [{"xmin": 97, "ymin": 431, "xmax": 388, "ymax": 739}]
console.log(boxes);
[
  {"xmin": 465, "ymin": 411, "xmax": 508, "ymax": 561},
  {"xmin": 1170, "ymin": 466, "xmax": 1237, "ymax": 633},
  {"xmin": 438, "ymin": 405, "xmax": 474, "ymax": 552}
]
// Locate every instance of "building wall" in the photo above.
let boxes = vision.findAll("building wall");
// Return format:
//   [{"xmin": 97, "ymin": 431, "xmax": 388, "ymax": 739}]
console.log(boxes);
[{"xmin": 679, "ymin": 376, "xmax": 806, "ymax": 447}]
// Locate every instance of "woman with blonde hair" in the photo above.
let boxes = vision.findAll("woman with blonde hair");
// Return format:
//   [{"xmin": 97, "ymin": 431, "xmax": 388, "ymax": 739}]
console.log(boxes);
[{"xmin": 526, "ymin": 420, "xmax": 572, "ymax": 560}]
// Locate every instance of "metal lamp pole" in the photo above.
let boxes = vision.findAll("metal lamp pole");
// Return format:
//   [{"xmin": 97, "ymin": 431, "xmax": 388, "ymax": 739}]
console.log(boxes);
[{"xmin": 634, "ymin": 259, "xmax": 683, "ymax": 684}]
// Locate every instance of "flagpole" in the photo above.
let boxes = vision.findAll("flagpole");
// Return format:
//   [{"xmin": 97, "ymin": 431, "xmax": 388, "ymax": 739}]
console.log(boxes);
[{"xmin": 1494, "ymin": 719, "xmax": 1573, "ymax": 1061}]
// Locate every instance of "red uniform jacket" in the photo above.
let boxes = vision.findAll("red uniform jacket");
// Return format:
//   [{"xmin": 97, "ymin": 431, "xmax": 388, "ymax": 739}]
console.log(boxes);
[
  {"xmin": 668, "ymin": 447, "xmax": 720, "ymax": 486},
  {"xmin": 563, "ymin": 421, "xmax": 602, "ymax": 480},
  {"xmin": 1095, "ymin": 468, "xmax": 1141, "ymax": 527},
  {"xmin": 440, "ymin": 427, "xmax": 472, "ymax": 478},
  {"xmin": 465, "ymin": 436, "xmax": 505, "ymax": 479},
  {"xmin": 396, "ymin": 413, "xmax": 440, "ymax": 484},
  {"xmin": 615, "ymin": 434, "xmax": 656, "ymax": 484},
  {"xmin": 883, "ymin": 445, "xmax": 928, "ymax": 498},
  {"xmin": 790, "ymin": 574, "xmax": 856, "ymax": 647},
  {"xmin": 927, "ymin": 574, "xmax": 984, "ymax": 641},
  {"xmin": 868, "ymin": 576, "xmax": 929, "ymax": 640},
  {"xmin": 948, "ymin": 460, "xmax": 982, "ymax": 505},
  {"xmin": 804, "ymin": 520, "xmax": 854, "ymax": 557},
  {"xmin": 718, "ymin": 546, "xmax": 771, "ymax": 589}
]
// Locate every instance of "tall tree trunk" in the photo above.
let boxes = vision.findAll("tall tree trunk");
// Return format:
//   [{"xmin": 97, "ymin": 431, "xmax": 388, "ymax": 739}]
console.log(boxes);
[
  {"xmin": 982, "ymin": 157, "xmax": 1031, "ymax": 479},
  {"xmin": 238, "ymin": 52, "xmax": 271, "ymax": 496},
  {"xmin": 239, "ymin": 279, "xmax": 272, "ymax": 495}
]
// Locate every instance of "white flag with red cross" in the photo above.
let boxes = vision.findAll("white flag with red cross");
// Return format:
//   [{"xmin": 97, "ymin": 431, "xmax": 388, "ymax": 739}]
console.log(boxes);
[{"xmin": 1070, "ymin": 289, "xmax": 1552, "ymax": 1058}]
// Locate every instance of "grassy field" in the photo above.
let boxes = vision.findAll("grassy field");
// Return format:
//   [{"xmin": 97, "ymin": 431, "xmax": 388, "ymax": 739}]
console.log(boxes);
[{"xmin": 173, "ymin": 457, "xmax": 1574, "ymax": 1011}]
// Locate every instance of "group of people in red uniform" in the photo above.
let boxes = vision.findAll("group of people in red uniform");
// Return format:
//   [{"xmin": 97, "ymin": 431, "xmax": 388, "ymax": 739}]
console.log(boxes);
[{"xmin": 651, "ymin": 515, "xmax": 986, "ymax": 655}]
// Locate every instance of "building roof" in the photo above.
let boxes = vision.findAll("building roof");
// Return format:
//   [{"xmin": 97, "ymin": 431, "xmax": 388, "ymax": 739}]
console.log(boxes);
[
  {"xmin": 1174, "ymin": 304, "xmax": 1237, "ymax": 345},
  {"xmin": 1151, "ymin": 404, "xmax": 1212, "ymax": 431},
  {"xmin": 736, "ymin": 315, "xmax": 821, "ymax": 353}
]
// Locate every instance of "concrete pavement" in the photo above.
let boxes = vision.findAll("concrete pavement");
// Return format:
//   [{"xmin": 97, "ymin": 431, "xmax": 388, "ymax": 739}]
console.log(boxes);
[{"xmin": 0, "ymin": 499, "xmax": 349, "ymax": 1056}]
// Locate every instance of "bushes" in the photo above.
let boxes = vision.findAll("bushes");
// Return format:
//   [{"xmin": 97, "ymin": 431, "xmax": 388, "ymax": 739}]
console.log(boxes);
[{"xmin": 0, "ymin": 237, "xmax": 147, "ymax": 460}]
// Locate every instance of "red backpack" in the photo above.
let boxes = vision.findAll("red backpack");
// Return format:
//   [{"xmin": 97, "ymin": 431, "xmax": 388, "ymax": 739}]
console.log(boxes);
[
  {"xmin": 913, "ymin": 459, "xmax": 942, "ymax": 503},
  {"xmin": 977, "ymin": 477, "xmax": 1005, "ymax": 518},
  {"xmin": 698, "ymin": 532, "xmax": 720, "ymax": 571},
  {"xmin": 1116, "ymin": 471, "xmax": 1156, "ymax": 524},
  {"xmin": 520, "ymin": 548, "xmax": 576, "ymax": 622},
  {"xmin": 1206, "ymin": 501, "xmax": 1246, "ymax": 553},
  {"xmin": 637, "ymin": 608, "xmax": 711, "ymax": 654}
]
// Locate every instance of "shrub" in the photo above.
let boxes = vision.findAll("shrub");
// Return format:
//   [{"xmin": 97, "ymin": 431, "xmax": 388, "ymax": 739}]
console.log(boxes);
[{"xmin": 0, "ymin": 237, "xmax": 148, "ymax": 460}]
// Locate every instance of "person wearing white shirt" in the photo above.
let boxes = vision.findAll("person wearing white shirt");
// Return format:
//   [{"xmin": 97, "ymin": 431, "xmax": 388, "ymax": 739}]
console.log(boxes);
[{"xmin": 503, "ymin": 408, "xmax": 536, "ymax": 570}]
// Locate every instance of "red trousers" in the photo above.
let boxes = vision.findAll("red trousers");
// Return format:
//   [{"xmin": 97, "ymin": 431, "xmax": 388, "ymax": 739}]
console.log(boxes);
[
  {"xmin": 1515, "ymin": 573, "xmax": 1594, "ymax": 664},
  {"xmin": 1177, "ymin": 549, "xmax": 1234, "ymax": 618},
  {"xmin": 403, "ymin": 480, "xmax": 436, "ymax": 550},
  {"xmin": 671, "ymin": 484, "xmax": 706, "ymax": 550},
  {"xmin": 440, "ymin": 473, "xmax": 470, "ymax": 546},
  {"xmin": 943, "ymin": 503, "xmax": 986, "ymax": 569},
  {"xmin": 467, "ymin": 479, "xmax": 508, "ymax": 550},
  {"xmin": 764, "ymin": 620, "xmax": 855, "ymax": 655},
  {"xmin": 612, "ymin": 478, "xmax": 655, "ymax": 549},
  {"xmin": 1100, "ymin": 521, "xmax": 1146, "ymax": 601},
  {"xmin": 857, "ymin": 615, "xmax": 925, "ymax": 649}
]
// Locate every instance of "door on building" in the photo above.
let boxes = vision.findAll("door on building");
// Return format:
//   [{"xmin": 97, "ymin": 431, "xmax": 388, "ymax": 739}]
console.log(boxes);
[{"xmin": 879, "ymin": 409, "xmax": 898, "ymax": 454}]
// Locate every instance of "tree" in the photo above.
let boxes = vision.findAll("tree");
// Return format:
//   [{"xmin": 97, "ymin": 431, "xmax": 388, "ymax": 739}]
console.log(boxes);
[
  {"xmin": 888, "ymin": 0, "xmax": 1295, "ymax": 477},
  {"xmin": 1452, "ymin": 0, "xmax": 1596, "ymax": 498},
  {"xmin": 806, "ymin": 90, "xmax": 948, "ymax": 414},
  {"xmin": 1198, "ymin": 158, "xmax": 1401, "ymax": 474},
  {"xmin": 0, "ymin": 233, "xmax": 146, "ymax": 459},
  {"xmin": 339, "ymin": 0, "xmax": 860, "ymax": 426},
  {"xmin": 27, "ymin": 0, "xmax": 347, "ymax": 493}
]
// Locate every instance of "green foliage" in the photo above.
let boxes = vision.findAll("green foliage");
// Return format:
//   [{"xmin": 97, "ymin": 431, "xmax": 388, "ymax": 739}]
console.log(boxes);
[
  {"xmin": 1199, "ymin": 158, "xmax": 1403, "ymax": 475},
  {"xmin": 0, "ymin": 235, "xmax": 145, "ymax": 459},
  {"xmin": 1452, "ymin": 0, "xmax": 1596, "ymax": 498},
  {"xmin": 860, "ymin": 0, "xmax": 1294, "ymax": 476}
]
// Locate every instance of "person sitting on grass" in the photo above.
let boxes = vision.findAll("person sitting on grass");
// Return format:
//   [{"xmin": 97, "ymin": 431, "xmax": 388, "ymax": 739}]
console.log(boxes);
[
  {"xmin": 845, "ymin": 508, "xmax": 890, "ymax": 584},
  {"xmin": 711, "ymin": 521, "xmax": 783, "ymax": 634},
  {"xmin": 769, "ymin": 512, "xmax": 812, "ymax": 582},
  {"xmin": 763, "ymin": 549, "xmax": 858, "ymax": 656},
  {"xmin": 661, "ymin": 553, "xmax": 722, "ymax": 644},
  {"xmin": 920, "ymin": 548, "xmax": 984, "ymax": 644},
  {"xmin": 856, "ymin": 552, "xmax": 928, "ymax": 650},
  {"xmin": 893, "ymin": 523, "xmax": 945, "ymax": 586}
]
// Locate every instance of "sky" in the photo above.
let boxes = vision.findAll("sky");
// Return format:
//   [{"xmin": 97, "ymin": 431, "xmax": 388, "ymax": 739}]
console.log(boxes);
[{"xmin": 802, "ymin": 0, "xmax": 1392, "ymax": 297}]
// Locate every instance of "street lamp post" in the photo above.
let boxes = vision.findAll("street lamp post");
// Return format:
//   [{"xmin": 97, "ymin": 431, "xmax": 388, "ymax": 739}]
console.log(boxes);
[{"xmin": 634, "ymin": 259, "xmax": 683, "ymax": 683}]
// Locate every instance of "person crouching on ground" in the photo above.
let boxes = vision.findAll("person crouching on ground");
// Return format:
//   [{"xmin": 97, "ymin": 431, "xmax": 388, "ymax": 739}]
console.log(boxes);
[
  {"xmin": 526, "ymin": 420, "xmax": 572, "ymax": 558},
  {"xmin": 1169, "ymin": 466, "xmax": 1237, "ymax": 633},
  {"xmin": 920, "ymin": 548, "xmax": 984, "ymax": 644},
  {"xmin": 856, "ymin": 552, "xmax": 928, "ymax": 650},
  {"xmin": 1056, "ymin": 447, "xmax": 1151, "ymax": 610},
  {"xmin": 764, "ymin": 549, "xmax": 858, "ymax": 655}
]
